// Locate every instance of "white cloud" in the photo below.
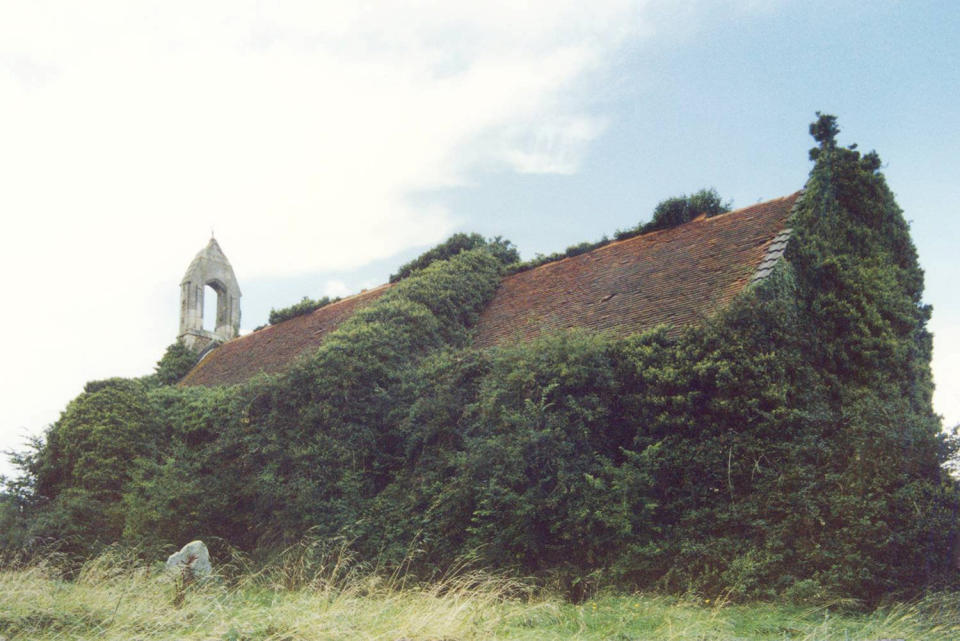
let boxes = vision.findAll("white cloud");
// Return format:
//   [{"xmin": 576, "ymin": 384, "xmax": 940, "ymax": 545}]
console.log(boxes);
[
  {"xmin": 0, "ymin": 1, "xmax": 645, "ymax": 277},
  {"xmin": 500, "ymin": 116, "xmax": 609, "ymax": 175},
  {"xmin": 323, "ymin": 280, "xmax": 352, "ymax": 298},
  {"xmin": 0, "ymin": 0, "xmax": 655, "ymax": 472},
  {"xmin": 930, "ymin": 317, "xmax": 960, "ymax": 429}
]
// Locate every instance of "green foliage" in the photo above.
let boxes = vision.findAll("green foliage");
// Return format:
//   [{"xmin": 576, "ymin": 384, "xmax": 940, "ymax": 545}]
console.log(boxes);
[
  {"xmin": 268, "ymin": 295, "xmax": 341, "ymax": 325},
  {"xmin": 779, "ymin": 113, "xmax": 956, "ymax": 598},
  {"xmin": 389, "ymin": 233, "xmax": 519, "ymax": 282},
  {"xmin": 22, "ymin": 378, "xmax": 159, "ymax": 559},
  {"xmin": 117, "ymin": 248, "xmax": 507, "ymax": 553},
  {"xmin": 430, "ymin": 332, "xmax": 660, "ymax": 597},
  {"xmin": 616, "ymin": 188, "xmax": 731, "ymax": 238},
  {"xmin": 0, "ymin": 443, "xmax": 39, "ymax": 557},
  {"xmin": 808, "ymin": 111, "xmax": 840, "ymax": 158},
  {"xmin": 152, "ymin": 341, "xmax": 198, "ymax": 385},
  {"xmin": 5, "ymin": 115, "xmax": 957, "ymax": 602}
]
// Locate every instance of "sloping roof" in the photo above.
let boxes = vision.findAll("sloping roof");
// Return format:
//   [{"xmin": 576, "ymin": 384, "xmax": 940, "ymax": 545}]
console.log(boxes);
[
  {"xmin": 474, "ymin": 193, "xmax": 800, "ymax": 347},
  {"xmin": 181, "ymin": 193, "xmax": 799, "ymax": 387},
  {"xmin": 180, "ymin": 284, "xmax": 391, "ymax": 386}
]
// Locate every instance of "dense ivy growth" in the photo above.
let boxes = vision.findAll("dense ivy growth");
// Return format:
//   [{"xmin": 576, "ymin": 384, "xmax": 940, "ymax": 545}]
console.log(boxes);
[
  {"xmin": 389, "ymin": 233, "xmax": 519, "ymax": 283},
  {"xmin": 3, "ymin": 116, "xmax": 956, "ymax": 602},
  {"xmin": 151, "ymin": 341, "xmax": 199, "ymax": 385}
]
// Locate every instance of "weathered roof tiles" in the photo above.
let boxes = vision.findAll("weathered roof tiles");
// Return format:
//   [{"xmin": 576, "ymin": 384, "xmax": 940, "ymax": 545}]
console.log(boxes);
[
  {"xmin": 181, "ymin": 192, "xmax": 800, "ymax": 387},
  {"xmin": 180, "ymin": 284, "xmax": 391, "ymax": 386},
  {"xmin": 472, "ymin": 192, "xmax": 800, "ymax": 347}
]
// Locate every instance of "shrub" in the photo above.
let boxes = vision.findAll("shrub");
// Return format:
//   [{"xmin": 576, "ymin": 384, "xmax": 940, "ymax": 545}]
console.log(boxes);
[
  {"xmin": 390, "ymin": 233, "xmax": 518, "ymax": 282},
  {"xmin": 152, "ymin": 341, "xmax": 198, "ymax": 385},
  {"xmin": 268, "ymin": 296, "xmax": 340, "ymax": 325},
  {"xmin": 615, "ymin": 188, "xmax": 730, "ymax": 239}
]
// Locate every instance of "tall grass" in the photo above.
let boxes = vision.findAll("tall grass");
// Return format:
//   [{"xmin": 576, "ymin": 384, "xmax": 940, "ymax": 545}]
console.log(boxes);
[{"xmin": 1, "ymin": 545, "xmax": 957, "ymax": 640}]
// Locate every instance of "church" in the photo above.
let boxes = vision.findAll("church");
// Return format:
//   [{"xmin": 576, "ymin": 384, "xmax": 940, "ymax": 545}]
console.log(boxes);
[{"xmin": 20, "ymin": 120, "xmax": 952, "ymax": 602}]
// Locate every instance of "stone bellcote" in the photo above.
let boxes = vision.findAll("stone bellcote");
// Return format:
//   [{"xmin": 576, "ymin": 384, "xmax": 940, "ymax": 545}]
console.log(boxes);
[{"xmin": 179, "ymin": 237, "xmax": 241, "ymax": 352}]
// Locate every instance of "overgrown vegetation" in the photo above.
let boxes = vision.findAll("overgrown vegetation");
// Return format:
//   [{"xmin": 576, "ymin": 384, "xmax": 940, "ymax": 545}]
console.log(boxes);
[
  {"xmin": 620, "ymin": 187, "xmax": 730, "ymax": 236},
  {"xmin": 3, "ymin": 547, "xmax": 959, "ymax": 641},
  {"xmin": 268, "ymin": 295, "xmax": 342, "ymax": 325},
  {"xmin": 2, "ymin": 116, "xmax": 957, "ymax": 604},
  {"xmin": 151, "ymin": 341, "xmax": 199, "ymax": 385},
  {"xmin": 390, "ymin": 232, "xmax": 519, "ymax": 282}
]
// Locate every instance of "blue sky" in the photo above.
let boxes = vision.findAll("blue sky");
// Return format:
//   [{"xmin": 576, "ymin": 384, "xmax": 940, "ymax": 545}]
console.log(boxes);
[{"xmin": 1, "ymin": 1, "xmax": 957, "ymax": 476}]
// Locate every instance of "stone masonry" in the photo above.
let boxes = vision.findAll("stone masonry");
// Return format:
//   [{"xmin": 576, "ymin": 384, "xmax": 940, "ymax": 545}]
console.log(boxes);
[{"xmin": 179, "ymin": 237, "xmax": 241, "ymax": 352}]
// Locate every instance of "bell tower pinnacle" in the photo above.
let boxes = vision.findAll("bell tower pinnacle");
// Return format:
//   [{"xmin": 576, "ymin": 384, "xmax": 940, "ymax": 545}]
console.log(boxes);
[{"xmin": 178, "ymin": 236, "xmax": 241, "ymax": 352}]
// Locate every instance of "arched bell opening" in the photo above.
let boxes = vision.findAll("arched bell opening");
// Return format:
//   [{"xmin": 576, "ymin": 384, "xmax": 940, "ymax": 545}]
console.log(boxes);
[{"xmin": 203, "ymin": 284, "xmax": 219, "ymax": 333}]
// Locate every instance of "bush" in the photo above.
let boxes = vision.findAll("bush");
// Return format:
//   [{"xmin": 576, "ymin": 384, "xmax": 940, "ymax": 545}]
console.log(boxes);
[
  {"xmin": 615, "ymin": 188, "xmax": 730, "ymax": 239},
  {"xmin": 268, "ymin": 296, "xmax": 340, "ymax": 325},
  {"xmin": 152, "ymin": 341, "xmax": 198, "ymax": 385},
  {"xmin": 390, "ymin": 233, "xmax": 518, "ymax": 282}
]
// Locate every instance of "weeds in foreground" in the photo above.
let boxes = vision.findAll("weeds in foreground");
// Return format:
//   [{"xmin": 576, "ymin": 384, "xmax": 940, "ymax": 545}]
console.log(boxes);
[{"xmin": 0, "ymin": 546, "xmax": 958, "ymax": 640}]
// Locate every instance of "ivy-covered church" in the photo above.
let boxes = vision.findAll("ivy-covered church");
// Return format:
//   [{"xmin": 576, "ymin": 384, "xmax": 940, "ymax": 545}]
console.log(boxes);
[{"xmin": 6, "ymin": 115, "xmax": 957, "ymax": 603}]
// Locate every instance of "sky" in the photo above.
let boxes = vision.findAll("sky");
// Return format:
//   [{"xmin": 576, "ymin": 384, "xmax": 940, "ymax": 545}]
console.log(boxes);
[{"xmin": 1, "ymin": 1, "xmax": 958, "ymax": 477}]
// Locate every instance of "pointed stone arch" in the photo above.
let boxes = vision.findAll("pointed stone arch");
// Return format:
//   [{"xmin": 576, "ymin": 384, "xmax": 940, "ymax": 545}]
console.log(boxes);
[{"xmin": 179, "ymin": 237, "xmax": 241, "ymax": 352}]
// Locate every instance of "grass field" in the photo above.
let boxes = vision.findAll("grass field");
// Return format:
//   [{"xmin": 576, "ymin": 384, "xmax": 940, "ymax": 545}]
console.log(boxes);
[{"xmin": 1, "ymin": 549, "xmax": 958, "ymax": 640}]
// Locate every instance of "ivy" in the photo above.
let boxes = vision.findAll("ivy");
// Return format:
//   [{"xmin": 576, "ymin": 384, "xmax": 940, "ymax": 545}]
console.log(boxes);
[
  {"xmin": 5, "ymin": 116, "xmax": 957, "ymax": 602},
  {"xmin": 151, "ymin": 341, "xmax": 199, "ymax": 385},
  {"xmin": 389, "ymin": 233, "xmax": 519, "ymax": 283}
]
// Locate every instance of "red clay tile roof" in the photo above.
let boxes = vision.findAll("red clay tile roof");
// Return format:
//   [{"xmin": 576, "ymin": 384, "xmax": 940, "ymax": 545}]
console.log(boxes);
[
  {"xmin": 473, "ymin": 193, "xmax": 800, "ymax": 347},
  {"xmin": 180, "ymin": 284, "xmax": 391, "ymax": 386},
  {"xmin": 181, "ymin": 193, "xmax": 799, "ymax": 387}
]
